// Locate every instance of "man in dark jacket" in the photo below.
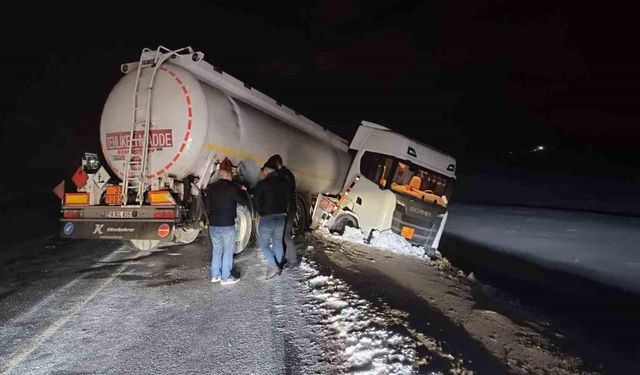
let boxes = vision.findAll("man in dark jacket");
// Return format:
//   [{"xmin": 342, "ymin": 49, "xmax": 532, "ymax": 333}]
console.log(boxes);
[
  {"xmin": 265, "ymin": 154, "xmax": 298, "ymax": 267},
  {"xmin": 253, "ymin": 160, "xmax": 290, "ymax": 279},
  {"xmin": 205, "ymin": 168, "xmax": 247, "ymax": 285}
]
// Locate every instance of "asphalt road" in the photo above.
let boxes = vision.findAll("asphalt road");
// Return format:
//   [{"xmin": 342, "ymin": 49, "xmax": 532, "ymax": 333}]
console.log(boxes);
[
  {"xmin": 0, "ymin": 232, "xmax": 499, "ymax": 375},
  {"xmin": 3, "ymin": 204, "xmax": 640, "ymax": 374},
  {"xmin": 0, "ymin": 233, "xmax": 440, "ymax": 374},
  {"xmin": 0, "ymin": 236, "xmax": 341, "ymax": 375}
]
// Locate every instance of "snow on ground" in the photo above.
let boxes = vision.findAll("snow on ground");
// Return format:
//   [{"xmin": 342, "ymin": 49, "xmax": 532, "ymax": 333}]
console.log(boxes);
[
  {"xmin": 369, "ymin": 231, "xmax": 426, "ymax": 257},
  {"xmin": 445, "ymin": 203, "xmax": 640, "ymax": 295},
  {"xmin": 340, "ymin": 226, "xmax": 367, "ymax": 244},
  {"xmin": 298, "ymin": 258, "xmax": 430, "ymax": 374},
  {"xmin": 329, "ymin": 228, "xmax": 433, "ymax": 258}
]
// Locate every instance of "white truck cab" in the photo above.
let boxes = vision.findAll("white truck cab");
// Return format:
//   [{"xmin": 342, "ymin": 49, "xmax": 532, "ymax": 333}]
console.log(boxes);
[{"xmin": 312, "ymin": 121, "xmax": 456, "ymax": 250}]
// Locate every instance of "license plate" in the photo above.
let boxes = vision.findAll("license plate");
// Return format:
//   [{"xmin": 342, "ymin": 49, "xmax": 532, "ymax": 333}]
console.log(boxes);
[{"xmin": 106, "ymin": 210, "xmax": 135, "ymax": 219}]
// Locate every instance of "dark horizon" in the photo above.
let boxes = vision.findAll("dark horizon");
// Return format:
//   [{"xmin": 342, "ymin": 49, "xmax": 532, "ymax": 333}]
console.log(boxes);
[
  {"xmin": 1, "ymin": 2, "xmax": 639, "ymax": 212},
  {"xmin": 3, "ymin": 5, "xmax": 640, "ymax": 374}
]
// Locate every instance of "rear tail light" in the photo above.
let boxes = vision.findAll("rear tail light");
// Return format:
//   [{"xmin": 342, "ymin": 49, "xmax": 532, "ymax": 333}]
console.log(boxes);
[
  {"xmin": 63, "ymin": 209, "xmax": 82, "ymax": 219},
  {"xmin": 64, "ymin": 193, "xmax": 89, "ymax": 206},
  {"xmin": 148, "ymin": 190, "xmax": 176, "ymax": 206},
  {"xmin": 154, "ymin": 209, "xmax": 176, "ymax": 219}
]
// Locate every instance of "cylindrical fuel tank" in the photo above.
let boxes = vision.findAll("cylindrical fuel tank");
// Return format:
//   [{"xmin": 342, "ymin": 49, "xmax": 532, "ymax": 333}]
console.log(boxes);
[{"xmin": 100, "ymin": 64, "xmax": 351, "ymax": 194}]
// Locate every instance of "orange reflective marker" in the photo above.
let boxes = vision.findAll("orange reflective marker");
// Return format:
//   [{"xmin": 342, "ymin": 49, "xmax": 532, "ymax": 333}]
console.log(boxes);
[
  {"xmin": 148, "ymin": 190, "xmax": 175, "ymax": 205},
  {"xmin": 401, "ymin": 226, "xmax": 415, "ymax": 240},
  {"xmin": 106, "ymin": 185, "xmax": 122, "ymax": 205},
  {"xmin": 64, "ymin": 193, "xmax": 90, "ymax": 206}
]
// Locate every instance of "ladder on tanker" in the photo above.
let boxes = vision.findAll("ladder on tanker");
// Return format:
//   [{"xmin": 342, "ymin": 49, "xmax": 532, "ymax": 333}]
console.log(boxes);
[{"xmin": 121, "ymin": 46, "xmax": 190, "ymax": 206}]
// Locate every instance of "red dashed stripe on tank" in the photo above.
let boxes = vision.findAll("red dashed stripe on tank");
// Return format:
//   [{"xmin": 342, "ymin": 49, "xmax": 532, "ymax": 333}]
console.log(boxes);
[
  {"xmin": 144, "ymin": 67, "xmax": 193, "ymax": 178},
  {"xmin": 109, "ymin": 67, "xmax": 193, "ymax": 180}
]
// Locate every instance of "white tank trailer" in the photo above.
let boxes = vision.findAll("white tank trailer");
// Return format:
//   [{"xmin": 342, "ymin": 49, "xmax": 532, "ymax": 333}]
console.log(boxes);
[
  {"xmin": 60, "ymin": 46, "xmax": 456, "ymax": 253},
  {"xmin": 100, "ymin": 60, "xmax": 352, "ymax": 195}
]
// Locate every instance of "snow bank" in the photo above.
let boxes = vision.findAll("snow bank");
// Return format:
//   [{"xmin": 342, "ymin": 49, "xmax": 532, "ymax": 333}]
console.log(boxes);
[
  {"xmin": 369, "ymin": 230, "xmax": 425, "ymax": 257},
  {"xmin": 298, "ymin": 259, "xmax": 418, "ymax": 374},
  {"xmin": 337, "ymin": 226, "xmax": 366, "ymax": 244},
  {"xmin": 331, "ymin": 228, "xmax": 427, "ymax": 258}
]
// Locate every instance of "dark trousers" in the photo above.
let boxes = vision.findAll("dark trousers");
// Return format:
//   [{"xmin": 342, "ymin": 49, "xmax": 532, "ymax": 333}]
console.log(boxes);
[{"xmin": 283, "ymin": 215, "xmax": 297, "ymax": 264}]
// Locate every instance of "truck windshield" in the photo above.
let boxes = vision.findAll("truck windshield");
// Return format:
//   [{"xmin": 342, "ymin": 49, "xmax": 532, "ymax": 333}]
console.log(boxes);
[{"xmin": 359, "ymin": 151, "xmax": 453, "ymax": 207}]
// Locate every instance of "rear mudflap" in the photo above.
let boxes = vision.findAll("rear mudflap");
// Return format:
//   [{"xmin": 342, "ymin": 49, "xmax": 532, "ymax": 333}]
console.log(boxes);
[{"xmin": 60, "ymin": 220, "xmax": 175, "ymax": 241}]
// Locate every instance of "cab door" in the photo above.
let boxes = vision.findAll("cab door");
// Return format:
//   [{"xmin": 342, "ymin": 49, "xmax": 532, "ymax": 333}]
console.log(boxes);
[{"xmin": 342, "ymin": 151, "xmax": 397, "ymax": 235}]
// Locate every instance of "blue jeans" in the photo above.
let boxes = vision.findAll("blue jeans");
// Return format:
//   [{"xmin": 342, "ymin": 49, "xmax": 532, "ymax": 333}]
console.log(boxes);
[
  {"xmin": 209, "ymin": 226, "xmax": 236, "ymax": 279},
  {"xmin": 258, "ymin": 215, "xmax": 286, "ymax": 268}
]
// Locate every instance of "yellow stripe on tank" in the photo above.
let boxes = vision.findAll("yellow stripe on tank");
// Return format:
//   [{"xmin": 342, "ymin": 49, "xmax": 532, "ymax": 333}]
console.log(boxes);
[
  {"xmin": 205, "ymin": 143, "xmax": 265, "ymax": 164},
  {"xmin": 204, "ymin": 143, "xmax": 333, "ymax": 182}
]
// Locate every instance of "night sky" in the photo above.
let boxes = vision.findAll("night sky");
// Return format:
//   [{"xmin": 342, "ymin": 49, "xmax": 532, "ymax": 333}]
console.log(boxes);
[{"xmin": 1, "ymin": 2, "xmax": 639, "ymax": 212}]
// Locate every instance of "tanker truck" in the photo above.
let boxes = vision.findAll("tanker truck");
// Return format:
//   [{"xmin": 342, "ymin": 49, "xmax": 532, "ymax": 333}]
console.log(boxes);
[{"xmin": 59, "ymin": 46, "xmax": 456, "ymax": 253}]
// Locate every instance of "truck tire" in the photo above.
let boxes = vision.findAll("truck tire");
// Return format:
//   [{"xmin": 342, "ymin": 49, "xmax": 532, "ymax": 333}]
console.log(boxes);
[
  {"xmin": 174, "ymin": 228, "xmax": 201, "ymax": 244},
  {"xmin": 123, "ymin": 239, "xmax": 161, "ymax": 251},
  {"xmin": 235, "ymin": 204, "xmax": 253, "ymax": 254},
  {"xmin": 332, "ymin": 214, "xmax": 359, "ymax": 235},
  {"xmin": 292, "ymin": 195, "xmax": 309, "ymax": 235}
]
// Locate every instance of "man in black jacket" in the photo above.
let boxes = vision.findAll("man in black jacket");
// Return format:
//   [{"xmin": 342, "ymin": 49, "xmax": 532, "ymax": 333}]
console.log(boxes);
[
  {"xmin": 253, "ymin": 161, "xmax": 290, "ymax": 279},
  {"xmin": 265, "ymin": 154, "xmax": 298, "ymax": 267},
  {"xmin": 205, "ymin": 168, "xmax": 247, "ymax": 285}
]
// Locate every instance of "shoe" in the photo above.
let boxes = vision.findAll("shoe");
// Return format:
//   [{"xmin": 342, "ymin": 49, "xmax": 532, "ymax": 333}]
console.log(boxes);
[
  {"xmin": 211, "ymin": 276, "xmax": 221, "ymax": 283},
  {"xmin": 265, "ymin": 267, "xmax": 281, "ymax": 280},
  {"xmin": 221, "ymin": 276, "xmax": 240, "ymax": 285}
]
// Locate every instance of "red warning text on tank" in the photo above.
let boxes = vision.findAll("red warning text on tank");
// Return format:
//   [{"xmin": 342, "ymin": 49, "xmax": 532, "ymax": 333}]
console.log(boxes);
[{"xmin": 105, "ymin": 129, "xmax": 174, "ymax": 150}]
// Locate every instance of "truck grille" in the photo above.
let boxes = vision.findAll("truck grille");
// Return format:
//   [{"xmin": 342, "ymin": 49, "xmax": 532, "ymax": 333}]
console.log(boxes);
[{"xmin": 390, "ymin": 195, "xmax": 446, "ymax": 248}]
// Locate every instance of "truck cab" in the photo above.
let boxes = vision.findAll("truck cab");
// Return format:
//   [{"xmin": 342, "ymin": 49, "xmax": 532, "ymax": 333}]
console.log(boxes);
[{"xmin": 312, "ymin": 121, "xmax": 456, "ymax": 250}]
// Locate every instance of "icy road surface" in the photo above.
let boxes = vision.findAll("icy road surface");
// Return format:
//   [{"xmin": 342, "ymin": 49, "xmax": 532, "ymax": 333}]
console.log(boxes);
[
  {"xmin": 0, "ymin": 235, "xmax": 440, "ymax": 374},
  {"xmin": 3, "ymin": 210, "xmax": 639, "ymax": 374},
  {"xmin": 444, "ymin": 203, "xmax": 640, "ymax": 295}
]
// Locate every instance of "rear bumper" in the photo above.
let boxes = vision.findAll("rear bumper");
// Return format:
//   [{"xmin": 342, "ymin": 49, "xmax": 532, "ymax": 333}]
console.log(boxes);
[
  {"xmin": 60, "ymin": 205, "xmax": 179, "ymax": 240},
  {"xmin": 60, "ymin": 219, "xmax": 175, "ymax": 240}
]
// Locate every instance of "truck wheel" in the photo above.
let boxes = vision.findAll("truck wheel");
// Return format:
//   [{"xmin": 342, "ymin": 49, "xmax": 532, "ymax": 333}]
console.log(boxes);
[
  {"xmin": 235, "ymin": 204, "xmax": 252, "ymax": 254},
  {"xmin": 175, "ymin": 228, "xmax": 200, "ymax": 244},
  {"xmin": 292, "ymin": 195, "xmax": 308, "ymax": 235},
  {"xmin": 332, "ymin": 214, "xmax": 359, "ymax": 235},
  {"xmin": 123, "ymin": 239, "xmax": 161, "ymax": 251}
]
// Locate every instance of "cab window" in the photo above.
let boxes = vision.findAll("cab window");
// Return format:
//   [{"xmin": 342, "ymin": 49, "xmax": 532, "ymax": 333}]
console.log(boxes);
[
  {"xmin": 359, "ymin": 151, "xmax": 393, "ymax": 187},
  {"xmin": 389, "ymin": 161, "xmax": 452, "ymax": 208}
]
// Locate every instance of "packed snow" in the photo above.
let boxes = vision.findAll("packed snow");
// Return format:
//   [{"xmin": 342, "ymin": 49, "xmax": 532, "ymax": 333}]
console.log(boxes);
[
  {"xmin": 298, "ymin": 259, "xmax": 423, "ymax": 374},
  {"xmin": 340, "ymin": 226, "xmax": 367, "ymax": 244},
  {"xmin": 369, "ymin": 230, "xmax": 426, "ymax": 257},
  {"xmin": 308, "ymin": 275, "xmax": 330, "ymax": 288},
  {"xmin": 330, "ymin": 228, "xmax": 435, "ymax": 258}
]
